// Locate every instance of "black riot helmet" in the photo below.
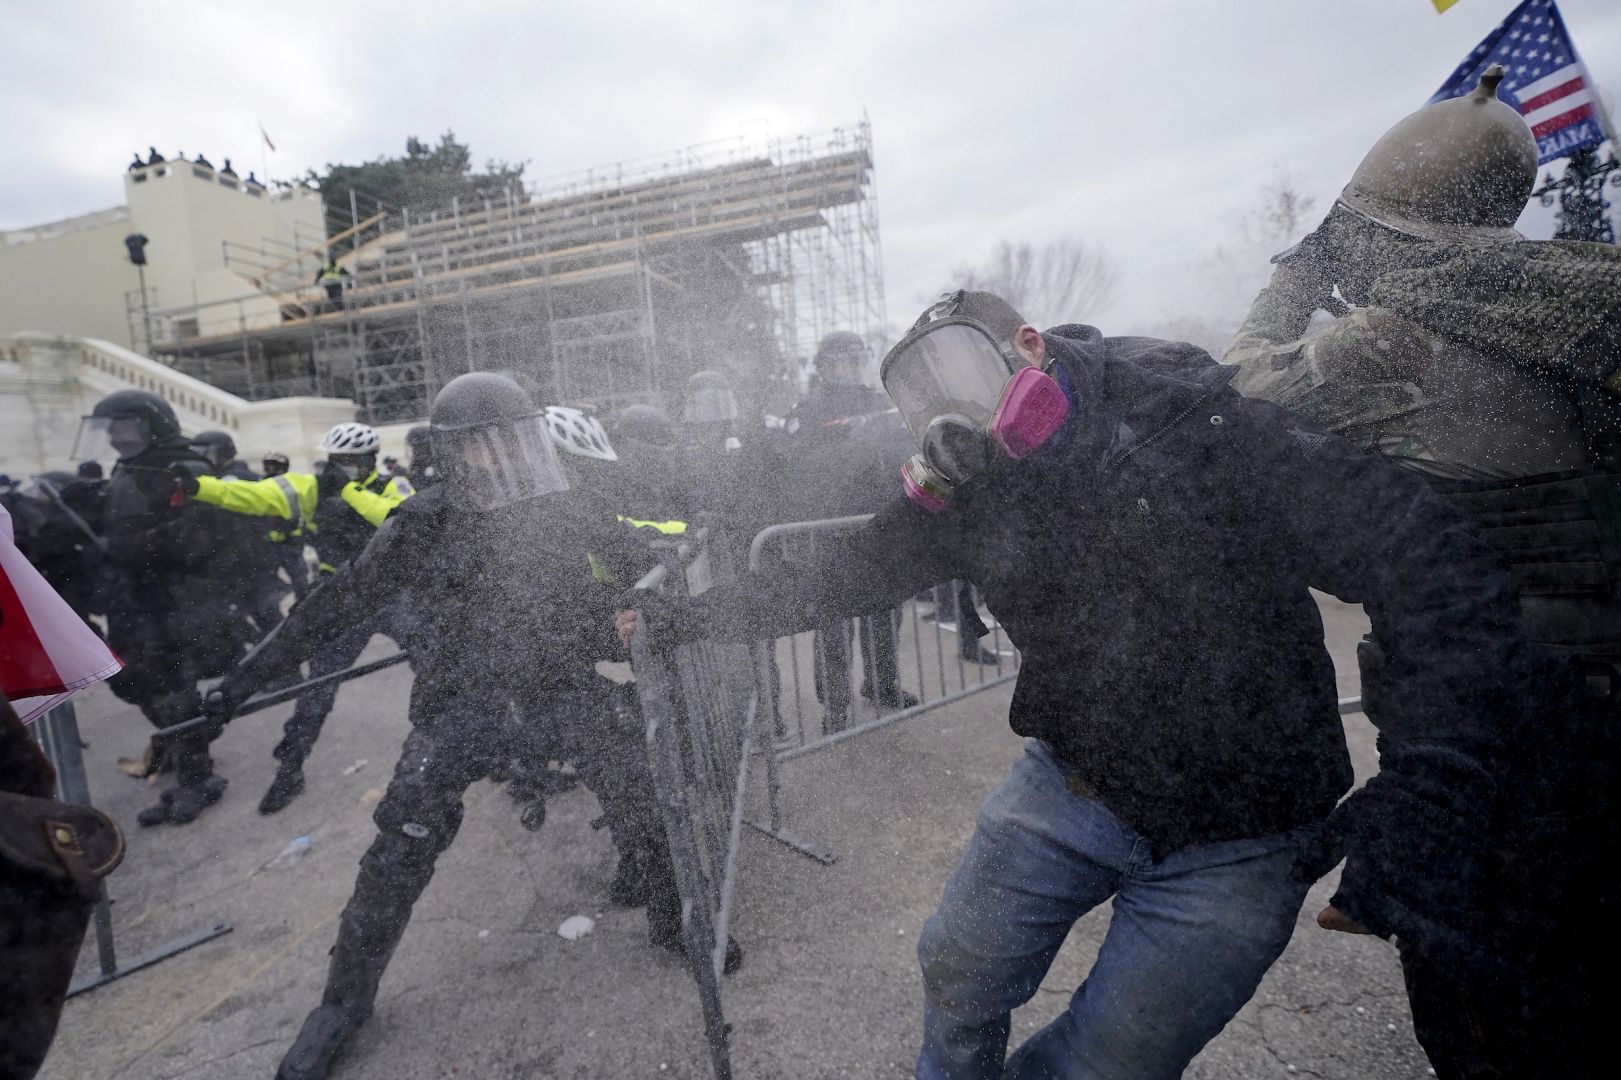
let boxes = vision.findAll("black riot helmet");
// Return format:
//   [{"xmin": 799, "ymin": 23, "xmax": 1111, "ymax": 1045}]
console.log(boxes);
[
  {"xmin": 813, "ymin": 331, "xmax": 872, "ymax": 388},
  {"xmin": 73, "ymin": 389, "xmax": 182, "ymax": 461},
  {"xmin": 682, "ymin": 369, "xmax": 740, "ymax": 425},
  {"xmin": 189, "ymin": 430, "xmax": 237, "ymax": 468},
  {"xmin": 429, "ymin": 372, "xmax": 569, "ymax": 508},
  {"xmin": 405, "ymin": 424, "xmax": 433, "ymax": 460},
  {"xmin": 612, "ymin": 403, "xmax": 675, "ymax": 448}
]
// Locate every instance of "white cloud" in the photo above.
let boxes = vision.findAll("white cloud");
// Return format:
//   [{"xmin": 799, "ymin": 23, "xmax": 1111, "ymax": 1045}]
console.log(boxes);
[{"xmin": 4, "ymin": 0, "xmax": 1617, "ymax": 333}]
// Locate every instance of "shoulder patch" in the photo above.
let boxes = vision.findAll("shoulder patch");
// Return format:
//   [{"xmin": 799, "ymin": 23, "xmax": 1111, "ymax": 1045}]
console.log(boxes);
[{"xmin": 1288, "ymin": 429, "xmax": 1331, "ymax": 458}]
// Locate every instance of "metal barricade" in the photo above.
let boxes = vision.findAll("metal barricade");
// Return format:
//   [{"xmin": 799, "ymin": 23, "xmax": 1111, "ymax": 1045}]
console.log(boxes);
[
  {"xmin": 745, "ymin": 516, "xmax": 1022, "ymax": 860},
  {"xmin": 627, "ymin": 531, "xmax": 756, "ymax": 1080}
]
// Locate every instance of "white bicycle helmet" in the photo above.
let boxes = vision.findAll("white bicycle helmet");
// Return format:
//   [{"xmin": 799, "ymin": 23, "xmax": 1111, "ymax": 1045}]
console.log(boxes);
[
  {"xmin": 543, "ymin": 406, "xmax": 618, "ymax": 462},
  {"xmin": 317, "ymin": 422, "xmax": 380, "ymax": 455}
]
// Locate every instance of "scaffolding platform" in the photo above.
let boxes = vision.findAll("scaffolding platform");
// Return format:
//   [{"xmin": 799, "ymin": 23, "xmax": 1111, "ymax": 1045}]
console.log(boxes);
[{"xmin": 140, "ymin": 124, "xmax": 885, "ymax": 423}]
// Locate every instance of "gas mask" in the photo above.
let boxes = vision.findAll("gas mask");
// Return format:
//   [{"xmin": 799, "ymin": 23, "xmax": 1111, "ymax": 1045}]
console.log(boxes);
[{"xmin": 879, "ymin": 297, "xmax": 1070, "ymax": 512}]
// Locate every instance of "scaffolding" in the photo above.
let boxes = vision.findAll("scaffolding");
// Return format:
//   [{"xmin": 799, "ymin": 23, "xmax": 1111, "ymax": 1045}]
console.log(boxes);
[{"xmin": 139, "ymin": 121, "xmax": 886, "ymax": 423}]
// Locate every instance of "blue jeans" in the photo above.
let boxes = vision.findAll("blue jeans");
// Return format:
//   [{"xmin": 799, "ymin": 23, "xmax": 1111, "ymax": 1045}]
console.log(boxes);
[{"xmin": 917, "ymin": 740, "xmax": 1313, "ymax": 1080}]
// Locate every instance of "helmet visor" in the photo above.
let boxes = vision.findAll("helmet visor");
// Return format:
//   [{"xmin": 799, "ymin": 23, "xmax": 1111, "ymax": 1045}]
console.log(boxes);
[
  {"xmin": 72, "ymin": 416, "xmax": 152, "ymax": 461},
  {"xmin": 818, "ymin": 343, "xmax": 871, "ymax": 387},
  {"xmin": 682, "ymin": 386, "xmax": 740, "ymax": 424},
  {"xmin": 880, "ymin": 321, "xmax": 1023, "ymax": 450},
  {"xmin": 434, "ymin": 414, "xmax": 569, "ymax": 508}
]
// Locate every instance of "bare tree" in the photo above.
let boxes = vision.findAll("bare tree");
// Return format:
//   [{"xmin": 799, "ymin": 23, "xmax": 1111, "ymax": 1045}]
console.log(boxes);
[
  {"xmin": 1128, "ymin": 172, "xmax": 1319, "ymax": 351},
  {"xmin": 946, "ymin": 237, "xmax": 1119, "ymax": 327}
]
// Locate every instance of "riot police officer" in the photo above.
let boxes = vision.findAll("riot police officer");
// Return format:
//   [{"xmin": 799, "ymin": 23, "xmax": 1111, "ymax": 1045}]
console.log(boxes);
[
  {"xmin": 179, "ymin": 422, "xmax": 414, "ymax": 813},
  {"xmin": 205, "ymin": 373, "xmax": 706, "ymax": 1080},
  {"xmin": 70, "ymin": 390, "xmax": 242, "ymax": 826}
]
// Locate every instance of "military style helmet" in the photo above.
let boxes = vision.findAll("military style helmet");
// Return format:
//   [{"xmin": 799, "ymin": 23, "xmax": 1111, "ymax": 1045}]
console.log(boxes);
[
  {"xmin": 1338, "ymin": 66, "xmax": 1536, "ymax": 243},
  {"xmin": 543, "ymin": 405, "xmax": 618, "ymax": 461}
]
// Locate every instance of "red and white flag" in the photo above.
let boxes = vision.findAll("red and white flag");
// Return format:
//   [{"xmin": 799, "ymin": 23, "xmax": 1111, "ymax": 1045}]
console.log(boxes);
[{"xmin": 0, "ymin": 503, "xmax": 121, "ymax": 724}]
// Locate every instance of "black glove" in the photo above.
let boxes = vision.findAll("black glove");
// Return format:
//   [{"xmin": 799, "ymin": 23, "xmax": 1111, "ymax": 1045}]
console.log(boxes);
[
  {"xmin": 205, "ymin": 670, "xmax": 255, "ymax": 724},
  {"xmin": 169, "ymin": 463, "xmax": 201, "ymax": 498},
  {"xmin": 1294, "ymin": 741, "xmax": 1498, "ymax": 967},
  {"xmin": 316, "ymin": 464, "xmax": 350, "ymax": 498}
]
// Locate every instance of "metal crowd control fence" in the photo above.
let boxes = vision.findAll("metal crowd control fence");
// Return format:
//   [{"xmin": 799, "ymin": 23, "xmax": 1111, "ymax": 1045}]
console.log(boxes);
[
  {"xmin": 627, "ymin": 531, "xmax": 758, "ymax": 1080},
  {"xmin": 31, "ymin": 702, "xmax": 233, "ymax": 996},
  {"xmin": 746, "ymin": 515, "xmax": 1022, "ymax": 860}
]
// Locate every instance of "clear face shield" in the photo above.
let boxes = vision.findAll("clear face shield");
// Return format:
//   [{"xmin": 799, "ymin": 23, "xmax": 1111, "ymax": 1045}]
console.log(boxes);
[
  {"xmin": 818, "ymin": 343, "xmax": 872, "ymax": 388},
  {"xmin": 682, "ymin": 386, "xmax": 740, "ymax": 424},
  {"xmin": 880, "ymin": 318, "xmax": 1070, "ymax": 511},
  {"xmin": 433, "ymin": 413, "xmax": 570, "ymax": 509},
  {"xmin": 72, "ymin": 416, "xmax": 153, "ymax": 462}
]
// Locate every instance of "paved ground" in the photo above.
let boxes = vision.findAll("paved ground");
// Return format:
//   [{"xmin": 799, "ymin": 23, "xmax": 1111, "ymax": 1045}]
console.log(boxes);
[{"xmin": 39, "ymin": 595, "xmax": 1437, "ymax": 1080}]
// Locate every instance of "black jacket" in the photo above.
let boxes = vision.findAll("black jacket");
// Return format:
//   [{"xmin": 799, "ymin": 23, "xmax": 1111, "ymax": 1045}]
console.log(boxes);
[
  {"xmin": 100, "ymin": 440, "xmax": 230, "ymax": 614},
  {"xmin": 231, "ymin": 484, "xmax": 653, "ymax": 706},
  {"xmin": 679, "ymin": 325, "xmax": 1528, "ymax": 853}
]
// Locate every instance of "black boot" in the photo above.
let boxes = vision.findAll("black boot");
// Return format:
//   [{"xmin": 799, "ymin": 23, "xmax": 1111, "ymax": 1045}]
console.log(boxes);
[
  {"xmin": 275, "ymin": 1002, "xmax": 369, "ymax": 1080},
  {"xmin": 959, "ymin": 641, "xmax": 1004, "ymax": 664},
  {"xmin": 861, "ymin": 684, "xmax": 920, "ymax": 711},
  {"xmin": 608, "ymin": 846, "xmax": 651, "ymax": 907},
  {"xmin": 138, "ymin": 775, "xmax": 228, "ymax": 826},
  {"xmin": 138, "ymin": 734, "xmax": 227, "ymax": 827},
  {"xmin": 259, "ymin": 761, "xmax": 306, "ymax": 815}
]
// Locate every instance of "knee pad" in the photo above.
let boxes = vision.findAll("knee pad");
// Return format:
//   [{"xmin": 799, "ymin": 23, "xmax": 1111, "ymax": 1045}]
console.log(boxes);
[{"xmin": 370, "ymin": 789, "xmax": 463, "ymax": 869}]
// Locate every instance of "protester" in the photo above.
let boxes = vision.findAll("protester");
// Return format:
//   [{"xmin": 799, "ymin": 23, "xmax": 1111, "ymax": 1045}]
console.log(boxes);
[
  {"xmin": 620, "ymin": 288, "xmax": 1531, "ymax": 1079},
  {"xmin": 1226, "ymin": 66, "xmax": 1620, "ymax": 1080}
]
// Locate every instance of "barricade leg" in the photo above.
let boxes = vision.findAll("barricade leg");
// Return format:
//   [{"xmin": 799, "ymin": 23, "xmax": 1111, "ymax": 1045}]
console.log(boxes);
[{"xmin": 33, "ymin": 703, "xmax": 233, "ymax": 998}]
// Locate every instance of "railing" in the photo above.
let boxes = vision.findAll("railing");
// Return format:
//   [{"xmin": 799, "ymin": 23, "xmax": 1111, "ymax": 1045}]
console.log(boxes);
[
  {"xmin": 745, "ymin": 515, "xmax": 1020, "ymax": 861},
  {"xmin": 627, "ymin": 531, "xmax": 757, "ymax": 1080}
]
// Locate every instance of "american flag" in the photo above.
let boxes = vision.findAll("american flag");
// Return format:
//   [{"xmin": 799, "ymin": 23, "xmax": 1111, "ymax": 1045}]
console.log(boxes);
[{"xmin": 1431, "ymin": 0, "xmax": 1610, "ymax": 164}]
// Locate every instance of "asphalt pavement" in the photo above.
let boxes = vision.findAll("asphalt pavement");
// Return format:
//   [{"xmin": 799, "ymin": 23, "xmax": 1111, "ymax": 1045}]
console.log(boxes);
[{"xmin": 37, "ymin": 595, "xmax": 1437, "ymax": 1080}]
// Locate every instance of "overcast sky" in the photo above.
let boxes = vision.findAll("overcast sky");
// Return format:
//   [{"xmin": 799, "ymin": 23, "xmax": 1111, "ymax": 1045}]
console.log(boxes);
[{"xmin": 4, "ymin": 0, "xmax": 1618, "ymax": 334}]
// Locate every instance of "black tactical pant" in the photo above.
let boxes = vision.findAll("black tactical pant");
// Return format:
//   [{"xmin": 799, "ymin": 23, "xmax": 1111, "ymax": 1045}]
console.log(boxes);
[
  {"xmin": 813, "ymin": 612, "xmax": 901, "ymax": 725},
  {"xmin": 273, "ymin": 600, "xmax": 425, "ymax": 767},
  {"xmin": 105, "ymin": 608, "xmax": 214, "ymax": 785},
  {"xmin": 315, "ymin": 669, "xmax": 681, "ymax": 1020}
]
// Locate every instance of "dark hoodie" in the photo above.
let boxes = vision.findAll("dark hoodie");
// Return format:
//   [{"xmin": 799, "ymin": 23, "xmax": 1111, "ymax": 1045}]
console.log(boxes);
[{"xmin": 676, "ymin": 325, "xmax": 1528, "ymax": 854}]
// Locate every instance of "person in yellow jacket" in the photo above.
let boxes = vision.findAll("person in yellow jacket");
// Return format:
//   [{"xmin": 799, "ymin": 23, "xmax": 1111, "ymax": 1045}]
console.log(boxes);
[{"xmin": 180, "ymin": 422, "xmax": 421, "ymax": 813}]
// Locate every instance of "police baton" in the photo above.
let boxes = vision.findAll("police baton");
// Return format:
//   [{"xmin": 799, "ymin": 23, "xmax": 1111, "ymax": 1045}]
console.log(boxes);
[
  {"xmin": 35, "ymin": 480, "xmax": 109, "ymax": 556},
  {"xmin": 155, "ymin": 652, "xmax": 411, "ymax": 741}
]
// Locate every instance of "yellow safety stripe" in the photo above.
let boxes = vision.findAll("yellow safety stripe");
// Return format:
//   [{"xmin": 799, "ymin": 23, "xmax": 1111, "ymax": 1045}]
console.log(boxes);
[{"xmin": 616, "ymin": 515, "xmax": 687, "ymax": 536}]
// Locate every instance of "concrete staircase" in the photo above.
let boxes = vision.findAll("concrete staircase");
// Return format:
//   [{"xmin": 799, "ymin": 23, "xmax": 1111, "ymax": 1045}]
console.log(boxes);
[{"xmin": 0, "ymin": 334, "xmax": 359, "ymax": 475}]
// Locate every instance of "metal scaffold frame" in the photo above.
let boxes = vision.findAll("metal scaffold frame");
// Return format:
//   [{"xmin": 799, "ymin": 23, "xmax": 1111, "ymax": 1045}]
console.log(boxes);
[{"xmin": 142, "ymin": 121, "xmax": 887, "ymax": 422}]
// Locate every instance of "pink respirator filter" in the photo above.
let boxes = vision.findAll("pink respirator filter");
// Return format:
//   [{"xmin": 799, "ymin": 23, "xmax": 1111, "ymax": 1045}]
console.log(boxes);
[{"xmin": 989, "ymin": 366, "xmax": 1071, "ymax": 459}]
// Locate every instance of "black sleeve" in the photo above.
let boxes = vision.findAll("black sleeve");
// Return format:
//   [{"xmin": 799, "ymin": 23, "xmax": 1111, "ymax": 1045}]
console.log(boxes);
[
  {"xmin": 1243, "ymin": 400, "xmax": 1526, "ymax": 753},
  {"xmin": 677, "ymin": 495, "xmax": 960, "ymax": 642},
  {"xmin": 231, "ymin": 514, "xmax": 405, "ymax": 692}
]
